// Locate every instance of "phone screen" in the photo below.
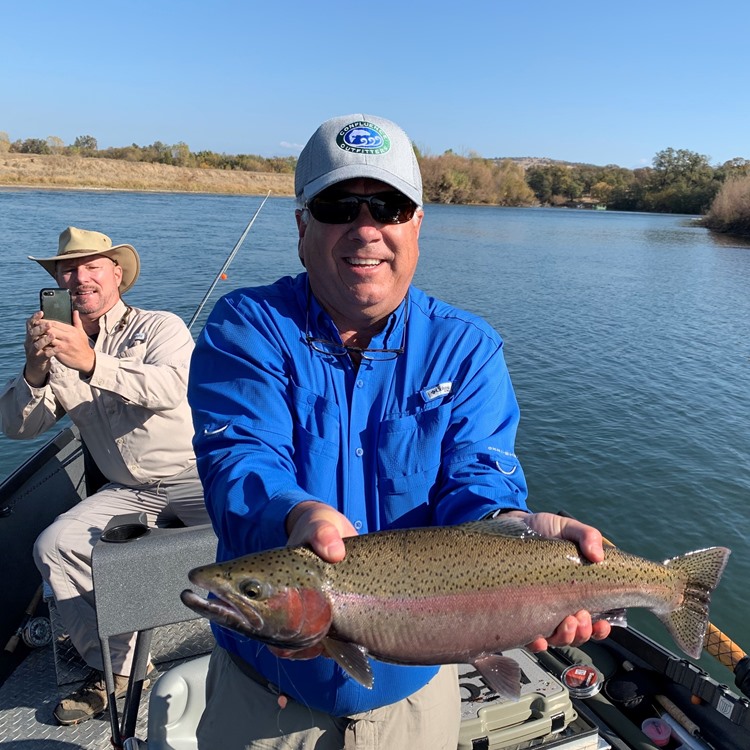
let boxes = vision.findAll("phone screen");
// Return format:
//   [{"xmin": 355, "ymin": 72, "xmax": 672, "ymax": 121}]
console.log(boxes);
[{"xmin": 40, "ymin": 288, "xmax": 73, "ymax": 325}]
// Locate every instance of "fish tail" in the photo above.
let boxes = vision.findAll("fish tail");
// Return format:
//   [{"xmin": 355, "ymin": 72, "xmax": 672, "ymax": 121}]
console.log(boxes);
[{"xmin": 659, "ymin": 547, "xmax": 730, "ymax": 659}]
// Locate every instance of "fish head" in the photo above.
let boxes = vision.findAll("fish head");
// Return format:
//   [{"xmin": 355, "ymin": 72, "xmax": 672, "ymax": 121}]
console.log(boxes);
[{"xmin": 180, "ymin": 548, "xmax": 333, "ymax": 651}]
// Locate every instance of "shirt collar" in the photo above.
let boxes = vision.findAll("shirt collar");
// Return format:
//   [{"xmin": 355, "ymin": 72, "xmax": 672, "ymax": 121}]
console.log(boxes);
[
  {"xmin": 306, "ymin": 280, "xmax": 409, "ymax": 349},
  {"xmin": 98, "ymin": 299, "xmax": 129, "ymax": 335}
]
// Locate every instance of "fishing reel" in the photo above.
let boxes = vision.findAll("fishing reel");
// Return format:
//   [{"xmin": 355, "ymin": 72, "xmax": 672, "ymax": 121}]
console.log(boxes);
[{"xmin": 22, "ymin": 616, "xmax": 52, "ymax": 649}]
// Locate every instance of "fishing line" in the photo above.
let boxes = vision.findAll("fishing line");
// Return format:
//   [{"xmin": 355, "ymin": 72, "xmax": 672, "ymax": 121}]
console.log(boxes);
[{"xmin": 187, "ymin": 191, "xmax": 271, "ymax": 332}]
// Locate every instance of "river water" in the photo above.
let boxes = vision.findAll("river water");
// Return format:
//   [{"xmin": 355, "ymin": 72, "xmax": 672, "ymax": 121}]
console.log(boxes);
[{"xmin": 1, "ymin": 189, "xmax": 748, "ymax": 683}]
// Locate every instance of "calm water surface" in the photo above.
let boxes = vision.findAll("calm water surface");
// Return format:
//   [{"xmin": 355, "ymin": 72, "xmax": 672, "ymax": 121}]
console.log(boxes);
[{"xmin": 1, "ymin": 189, "xmax": 748, "ymax": 682}]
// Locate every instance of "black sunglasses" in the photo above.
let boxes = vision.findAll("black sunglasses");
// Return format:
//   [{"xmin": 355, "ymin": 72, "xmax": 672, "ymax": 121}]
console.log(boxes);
[{"xmin": 307, "ymin": 190, "xmax": 417, "ymax": 225}]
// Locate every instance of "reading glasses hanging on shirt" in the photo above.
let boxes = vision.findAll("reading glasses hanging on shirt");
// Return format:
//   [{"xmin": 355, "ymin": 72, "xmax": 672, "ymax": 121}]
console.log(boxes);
[{"xmin": 304, "ymin": 301, "xmax": 407, "ymax": 361}]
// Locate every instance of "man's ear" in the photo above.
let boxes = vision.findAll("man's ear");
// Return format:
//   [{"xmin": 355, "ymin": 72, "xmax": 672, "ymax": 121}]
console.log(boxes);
[{"xmin": 295, "ymin": 209, "xmax": 308, "ymax": 267}]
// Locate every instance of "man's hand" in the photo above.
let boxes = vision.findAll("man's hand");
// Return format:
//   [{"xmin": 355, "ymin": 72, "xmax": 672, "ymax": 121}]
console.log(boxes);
[
  {"xmin": 25, "ymin": 311, "xmax": 96, "ymax": 381},
  {"xmin": 285, "ymin": 501, "xmax": 358, "ymax": 563},
  {"xmin": 504, "ymin": 510, "xmax": 611, "ymax": 650},
  {"xmin": 23, "ymin": 312, "xmax": 53, "ymax": 386},
  {"xmin": 270, "ymin": 502, "xmax": 358, "ymax": 660}
]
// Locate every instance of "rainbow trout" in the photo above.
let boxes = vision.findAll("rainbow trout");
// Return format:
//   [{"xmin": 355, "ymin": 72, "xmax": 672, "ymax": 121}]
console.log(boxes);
[{"xmin": 180, "ymin": 518, "xmax": 730, "ymax": 700}]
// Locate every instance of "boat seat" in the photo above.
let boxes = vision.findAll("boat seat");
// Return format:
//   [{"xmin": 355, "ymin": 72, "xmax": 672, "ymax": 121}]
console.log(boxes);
[
  {"xmin": 147, "ymin": 653, "xmax": 211, "ymax": 750},
  {"xmin": 92, "ymin": 517, "xmax": 217, "ymax": 748}
]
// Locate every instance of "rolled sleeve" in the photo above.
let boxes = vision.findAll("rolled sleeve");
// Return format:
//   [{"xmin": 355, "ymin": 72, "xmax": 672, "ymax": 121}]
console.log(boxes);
[{"xmin": 0, "ymin": 373, "xmax": 63, "ymax": 439}]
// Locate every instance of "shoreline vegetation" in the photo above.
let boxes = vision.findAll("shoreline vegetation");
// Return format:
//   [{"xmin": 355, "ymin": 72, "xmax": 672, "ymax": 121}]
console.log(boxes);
[
  {"xmin": 0, "ymin": 153, "xmax": 294, "ymax": 197},
  {"xmin": 2, "ymin": 136, "xmax": 749, "ymax": 237}
]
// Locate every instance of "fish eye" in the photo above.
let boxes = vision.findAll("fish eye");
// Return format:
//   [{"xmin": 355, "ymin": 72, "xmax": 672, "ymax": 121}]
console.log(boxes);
[{"xmin": 240, "ymin": 579, "xmax": 265, "ymax": 599}]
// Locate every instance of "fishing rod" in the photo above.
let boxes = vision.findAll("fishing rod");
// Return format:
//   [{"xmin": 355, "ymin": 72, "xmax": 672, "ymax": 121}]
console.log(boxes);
[
  {"xmin": 187, "ymin": 191, "xmax": 271, "ymax": 331},
  {"xmin": 557, "ymin": 510, "xmax": 750, "ymax": 699}
]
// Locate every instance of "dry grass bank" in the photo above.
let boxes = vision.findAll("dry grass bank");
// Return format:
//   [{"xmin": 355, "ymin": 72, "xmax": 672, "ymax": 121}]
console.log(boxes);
[{"xmin": 0, "ymin": 153, "xmax": 295, "ymax": 196}]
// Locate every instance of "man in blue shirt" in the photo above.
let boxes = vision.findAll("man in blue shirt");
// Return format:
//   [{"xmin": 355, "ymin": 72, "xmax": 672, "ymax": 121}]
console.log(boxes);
[{"xmin": 188, "ymin": 113, "xmax": 609, "ymax": 749}]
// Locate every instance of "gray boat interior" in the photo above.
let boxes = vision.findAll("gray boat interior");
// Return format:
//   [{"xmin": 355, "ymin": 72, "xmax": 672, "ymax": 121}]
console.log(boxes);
[{"xmin": 93, "ymin": 519, "xmax": 217, "ymax": 748}]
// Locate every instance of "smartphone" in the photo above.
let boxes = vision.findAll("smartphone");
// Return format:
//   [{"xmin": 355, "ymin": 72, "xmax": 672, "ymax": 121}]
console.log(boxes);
[{"xmin": 40, "ymin": 288, "xmax": 73, "ymax": 325}]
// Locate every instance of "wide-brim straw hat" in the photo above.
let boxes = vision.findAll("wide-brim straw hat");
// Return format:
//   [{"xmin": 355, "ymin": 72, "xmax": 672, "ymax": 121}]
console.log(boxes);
[{"xmin": 28, "ymin": 226, "xmax": 140, "ymax": 294}]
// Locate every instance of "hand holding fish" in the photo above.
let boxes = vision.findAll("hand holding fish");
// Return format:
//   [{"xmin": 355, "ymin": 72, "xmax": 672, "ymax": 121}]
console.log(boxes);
[
  {"xmin": 280, "ymin": 505, "xmax": 610, "ymax": 656},
  {"xmin": 271, "ymin": 501, "xmax": 358, "ymax": 660},
  {"xmin": 513, "ymin": 511, "xmax": 612, "ymax": 650},
  {"xmin": 285, "ymin": 501, "xmax": 358, "ymax": 563},
  {"xmin": 181, "ymin": 517, "xmax": 729, "ymax": 701}
]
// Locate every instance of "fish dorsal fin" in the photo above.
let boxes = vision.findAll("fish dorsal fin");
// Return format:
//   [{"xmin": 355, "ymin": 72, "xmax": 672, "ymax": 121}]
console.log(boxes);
[
  {"xmin": 323, "ymin": 638, "xmax": 374, "ymax": 689},
  {"xmin": 472, "ymin": 653, "xmax": 522, "ymax": 701},
  {"xmin": 463, "ymin": 517, "xmax": 542, "ymax": 539}
]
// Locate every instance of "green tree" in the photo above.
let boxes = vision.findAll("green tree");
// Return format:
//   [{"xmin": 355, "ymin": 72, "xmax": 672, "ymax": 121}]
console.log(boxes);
[
  {"xmin": 715, "ymin": 157, "xmax": 750, "ymax": 182},
  {"xmin": 17, "ymin": 138, "xmax": 50, "ymax": 154},
  {"xmin": 651, "ymin": 148, "xmax": 713, "ymax": 188},
  {"xmin": 73, "ymin": 135, "xmax": 98, "ymax": 154},
  {"xmin": 526, "ymin": 164, "xmax": 582, "ymax": 203},
  {"xmin": 646, "ymin": 148, "xmax": 719, "ymax": 213},
  {"xmin": 171, "ymin": 141, "xmax": 193, "ymax": 167}
]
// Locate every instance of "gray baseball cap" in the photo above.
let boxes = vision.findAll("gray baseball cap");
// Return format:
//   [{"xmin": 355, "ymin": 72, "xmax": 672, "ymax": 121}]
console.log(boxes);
[{"xmin": 295, "ymin": 114, "xmax": 423, "ymax": 208}]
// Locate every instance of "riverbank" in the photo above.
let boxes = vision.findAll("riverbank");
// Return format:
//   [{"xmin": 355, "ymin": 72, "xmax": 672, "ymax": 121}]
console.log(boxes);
[{"xmin": 0, "ymin": 153, "xmax": 294, "ymax": 196}]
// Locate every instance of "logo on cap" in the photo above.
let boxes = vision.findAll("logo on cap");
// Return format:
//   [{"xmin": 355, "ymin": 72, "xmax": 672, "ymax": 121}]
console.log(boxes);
[{"xmin": 337, "ymin": 121, "xmax": 391, "ymax": 155}]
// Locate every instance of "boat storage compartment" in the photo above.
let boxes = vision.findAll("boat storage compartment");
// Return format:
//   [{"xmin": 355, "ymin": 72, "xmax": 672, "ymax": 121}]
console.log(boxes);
[{"xmin": 458, "ymin": 648, "xmax": 597, "ymax": 750}]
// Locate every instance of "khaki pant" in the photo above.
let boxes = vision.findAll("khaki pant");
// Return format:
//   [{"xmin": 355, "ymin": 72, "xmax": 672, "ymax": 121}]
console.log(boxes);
[
  {"xmin": 196, "ymin": 647, "xmax": 460, "ymax": 750},
  {"xmin": 33, "ymin": 464, "xmax": 209, "ymax": 675}
]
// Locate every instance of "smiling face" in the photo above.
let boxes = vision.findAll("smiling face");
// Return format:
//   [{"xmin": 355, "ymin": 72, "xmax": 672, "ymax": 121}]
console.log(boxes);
[
  {"xmin": 297, "ymin": 178, "xmax": 424, "ymax": 340},
  {"xmin": 55, "ymin": 254, "xmax": 123, "ymax": 323}
]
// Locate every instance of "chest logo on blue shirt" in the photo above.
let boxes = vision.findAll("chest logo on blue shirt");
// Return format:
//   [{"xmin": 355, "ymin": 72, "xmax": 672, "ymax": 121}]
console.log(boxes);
[{"xmin": 421, "ymin": 382, "xmax": 452, "ymax": 402}]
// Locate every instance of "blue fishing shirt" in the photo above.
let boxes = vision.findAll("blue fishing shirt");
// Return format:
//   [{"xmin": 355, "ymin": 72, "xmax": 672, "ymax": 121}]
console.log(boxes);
[{"xmin": 188, "ymin": 272, "xmax": 528, "ymax": 716}]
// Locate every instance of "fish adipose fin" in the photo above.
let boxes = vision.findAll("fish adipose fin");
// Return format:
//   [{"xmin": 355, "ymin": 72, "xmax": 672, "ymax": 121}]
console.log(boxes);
[
  {"xmin": 323, "ymin": 638, "xmax": 374, "ymax": 689},
  {"xmin": 660, "ymin": 546, "xmax": 730, "ymax": 659},
  {"xmin": 472, "ymin": 653, "xmax": 522, "ymax": 701}
]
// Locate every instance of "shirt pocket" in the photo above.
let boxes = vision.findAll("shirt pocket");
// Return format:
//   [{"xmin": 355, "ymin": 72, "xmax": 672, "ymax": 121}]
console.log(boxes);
[
  {"xmin": 376, "ymin": 402, "xmax": 451, "ymax": 522},
  {"xmin": 116, "ymin": 343, "xmax": 146, "ymax": 361},
  {"xmin": 290, "ymin": 384, "xmax": 340, "ymax": 501}
]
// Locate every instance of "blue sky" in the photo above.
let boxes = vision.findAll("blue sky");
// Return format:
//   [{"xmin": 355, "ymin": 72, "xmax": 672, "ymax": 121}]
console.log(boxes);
[{"xmin": 3, "ymin": 0, "xmax": 748, "ymax": 169}]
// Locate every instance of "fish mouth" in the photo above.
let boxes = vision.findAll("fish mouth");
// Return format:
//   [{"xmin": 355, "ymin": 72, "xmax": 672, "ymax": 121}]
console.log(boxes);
[{"xmin": 180, "ymin": 589, "xmax": 263, "ymax": 634}]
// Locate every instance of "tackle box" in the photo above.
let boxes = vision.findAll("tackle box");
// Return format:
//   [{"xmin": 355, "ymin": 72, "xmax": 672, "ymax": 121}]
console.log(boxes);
[{"xmin": 458, "ymin": 648, "xmax": 603, "ymax": 750}]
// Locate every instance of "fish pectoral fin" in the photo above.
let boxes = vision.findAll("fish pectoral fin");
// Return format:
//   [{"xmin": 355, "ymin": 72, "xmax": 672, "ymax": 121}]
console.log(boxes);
[
  {"xmin": 323, "ymin": 638, "xmax": 374, "ymax": 689},
  {"xmin": 473, "ymin": 654, "xmax": 521, "ymax": 702}
]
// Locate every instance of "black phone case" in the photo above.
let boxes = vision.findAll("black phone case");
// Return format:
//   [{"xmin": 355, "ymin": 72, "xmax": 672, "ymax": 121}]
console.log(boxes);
[{"xmin": 40, "ymin": 288, "xmax": 72, "ymax": 325}]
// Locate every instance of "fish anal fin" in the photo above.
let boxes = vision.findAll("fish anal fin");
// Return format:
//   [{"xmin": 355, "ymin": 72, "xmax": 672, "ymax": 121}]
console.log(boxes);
[
  {"xmin": 473, "ymin": 653, "xmax": 521, "ymax": 702},
  {"xmin": 323, "ymin": 638, "xmax": 374, "ymax": 689},
  {"xmin": 593, "ymin": 608, "xmax": 628, "ymax": 628}
]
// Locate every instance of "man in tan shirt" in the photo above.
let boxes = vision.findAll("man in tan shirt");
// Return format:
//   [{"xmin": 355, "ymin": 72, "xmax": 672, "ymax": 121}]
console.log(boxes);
[{"xmin": 0, "ymin": 226, "xmax": 209, "ymax": 725}]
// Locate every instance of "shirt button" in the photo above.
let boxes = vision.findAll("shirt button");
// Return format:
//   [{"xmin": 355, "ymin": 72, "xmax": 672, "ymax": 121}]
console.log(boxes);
[
  {"xmin": 354, "ymin": 520, "xmax": 363, "ymax": 530},
  {"xmin": 356, "ymin": 379, "xmax": 364, "ymax": 388},
  {"xmin": 355, "ymin": 447, "xmax": 364, "ymax": 457}
]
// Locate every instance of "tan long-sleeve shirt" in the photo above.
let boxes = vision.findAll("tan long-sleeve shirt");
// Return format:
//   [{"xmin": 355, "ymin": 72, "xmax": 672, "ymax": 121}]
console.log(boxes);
[{"xmin": 0, "ymin": 299, "xmax": 197, "ymax": 485}]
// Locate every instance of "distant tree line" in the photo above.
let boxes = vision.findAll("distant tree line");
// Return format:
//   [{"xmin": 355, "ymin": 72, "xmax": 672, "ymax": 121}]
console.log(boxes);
[
  {"xmin": 1, "ymin": 131, "xmax": 749, "ymax": 231},
  {"xmin": 0, "ymin": 132, "xmax": 296, "ymax": 174}
]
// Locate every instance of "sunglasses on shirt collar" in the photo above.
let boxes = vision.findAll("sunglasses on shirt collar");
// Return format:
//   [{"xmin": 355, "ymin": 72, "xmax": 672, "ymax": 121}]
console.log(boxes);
[{"xmin": 307, "ymin": 188, "xmax": 418, "ymax": 225}]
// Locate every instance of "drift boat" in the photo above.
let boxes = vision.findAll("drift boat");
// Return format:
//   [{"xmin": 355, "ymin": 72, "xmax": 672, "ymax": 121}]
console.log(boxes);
[{"xmin": 1, "ymin": 426, "xmax": 748, "ymax": 750}]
